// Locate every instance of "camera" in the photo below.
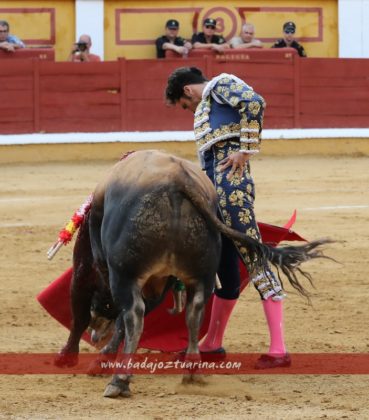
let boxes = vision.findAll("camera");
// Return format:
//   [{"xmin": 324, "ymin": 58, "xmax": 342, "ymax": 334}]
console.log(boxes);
[{"xmin": 77, "ymin": 42, "xmax": 88, "ymax": 52}]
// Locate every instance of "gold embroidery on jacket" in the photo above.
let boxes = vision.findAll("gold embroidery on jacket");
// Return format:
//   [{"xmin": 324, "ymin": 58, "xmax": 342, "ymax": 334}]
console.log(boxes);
[{"xmin": 194, "ymin": 77, "xmax": 263, "ymax": 153}]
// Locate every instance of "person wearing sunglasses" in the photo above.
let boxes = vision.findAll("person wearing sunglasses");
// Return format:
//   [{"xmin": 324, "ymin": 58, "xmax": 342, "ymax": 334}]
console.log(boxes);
[
  {"xmin": 191, "ymin": 18, "xmax": 230, "ymax": 53},
  {"xmin": 230, "ymin": 23, "xmax": 263, "ymax": 49},
  {"xmin": 0, "ymin": 20, "xmax": 25, "ymax": 52},
  {"xmin": 272, "ymin": 21, "xmax": 307, "ymax": 57}
]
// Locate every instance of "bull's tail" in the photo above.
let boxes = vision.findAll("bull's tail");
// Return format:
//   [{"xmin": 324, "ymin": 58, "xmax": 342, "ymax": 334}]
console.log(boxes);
[{"xmin": 179, "ymin": 166, "xmax": 333, "ymax": 299}]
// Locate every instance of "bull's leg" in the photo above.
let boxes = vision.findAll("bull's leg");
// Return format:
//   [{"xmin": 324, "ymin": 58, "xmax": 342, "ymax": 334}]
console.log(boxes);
[
  {"xmin": 182, "ymin": 282, "xmax": 207, "ymax": 384},
  {"xmin": 104, "ymin": 282, "xmax": 145, "ymax": 398},
  {"xmin": 55, "ymin": 216, "xmax": 96, "ymax": 367},
  {"xmin": 55, "ymin": 268, "xmax": 96, "ymax": 367},
  {"xmin": 100, "ymin": 325, "xmax": 124, "ymax": 355}
]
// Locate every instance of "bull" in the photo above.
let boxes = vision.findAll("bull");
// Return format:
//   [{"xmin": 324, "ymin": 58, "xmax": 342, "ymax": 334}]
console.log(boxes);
[{"xmin": 55, "ymin": 150, "xmax": 330, "ymax": 397}]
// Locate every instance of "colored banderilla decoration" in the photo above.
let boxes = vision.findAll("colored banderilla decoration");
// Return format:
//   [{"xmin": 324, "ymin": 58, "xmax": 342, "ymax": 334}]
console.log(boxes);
[{"xmin": 47, "ymin": 194, "xmax": 93, "ymax": 260}]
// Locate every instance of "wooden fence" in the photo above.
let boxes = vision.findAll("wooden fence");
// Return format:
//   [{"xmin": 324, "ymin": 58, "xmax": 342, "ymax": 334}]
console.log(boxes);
[{"xmin": 1, "ymin": 49, "xmax": 368, "ymax": 134}]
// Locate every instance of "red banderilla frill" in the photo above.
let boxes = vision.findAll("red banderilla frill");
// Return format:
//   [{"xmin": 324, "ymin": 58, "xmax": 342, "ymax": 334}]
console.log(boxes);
[{"xmin": 47, "ymin": 194, "xmax": 93, "ymax": 260}]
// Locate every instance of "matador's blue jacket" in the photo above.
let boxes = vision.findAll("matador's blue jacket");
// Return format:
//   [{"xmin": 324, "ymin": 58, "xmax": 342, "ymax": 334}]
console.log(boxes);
[{"xmin": 194, "ymin": 73, "xmax": 265, "ymax": 159}]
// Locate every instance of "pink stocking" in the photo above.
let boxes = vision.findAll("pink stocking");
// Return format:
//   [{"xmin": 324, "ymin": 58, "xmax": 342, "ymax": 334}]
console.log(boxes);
[
  {"xmin": 199, "ymin": 295, "xmax": 237, "ymax": 352},
  {"xmin": 262, "ymin": 298, "xmax": 286, "ymax": 355}
]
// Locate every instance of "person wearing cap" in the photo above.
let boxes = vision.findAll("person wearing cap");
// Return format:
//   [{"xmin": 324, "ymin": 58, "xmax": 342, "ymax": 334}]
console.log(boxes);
[
  {"xmin": 191, "ymin": 18, "xmax": 230, "ymax": 52},
  {"xmin": 272, "ymin": 21, "xmax": 307, "ymax": 57},
  {"xmin": 230, "ymin": 23, "xmax": 263, "ymax": 49},
  {"xmin": 156, "ymin": 19, "xmax": 192, "ymax": 59},
  {"xmin": 165, "ymin": 67, "xmax": 292, "ymax": 369}
]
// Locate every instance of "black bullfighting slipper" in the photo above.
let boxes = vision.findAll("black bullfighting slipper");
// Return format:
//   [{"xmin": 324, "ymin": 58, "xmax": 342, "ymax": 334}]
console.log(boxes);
[
  {"xmin": 177, "ymin": 347, "xmax": 226, "ymax": 355},
  {"xmin": 200, "ymin": 347, "xmax": 226, "ymax": 355},
  {"xmin": 254, "ymin": 353, "xmax": 291, "ymax": 369},
  {"xmin": 200, "ymin": 347, "xmax": 226, "ymax": 361},
  {"xmin": 174, "ymin": 347, "xmax": 226, "ymax": 361}
]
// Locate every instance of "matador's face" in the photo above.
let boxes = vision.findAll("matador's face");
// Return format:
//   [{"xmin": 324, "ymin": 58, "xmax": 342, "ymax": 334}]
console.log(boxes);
[
  {"xmin": 178, "ymin": 84, "xmax": 205, "ymax": 113},
  {"xmin": 178, "ymin": 96, "xmax": 200, "ymax": 113}
]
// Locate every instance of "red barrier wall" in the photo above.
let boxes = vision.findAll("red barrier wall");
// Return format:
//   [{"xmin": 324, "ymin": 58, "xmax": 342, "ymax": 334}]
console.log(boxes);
[
  {"xmin": 1, "ymin": 51, "xmax": 369, "ymax": 134},
  {"xmin": 299, "ymin": 58, "xmax": 369, "ymax": 128},
  {"xmin": 0, "ymin": 48, "xmax": 55, "ymax": 61}
]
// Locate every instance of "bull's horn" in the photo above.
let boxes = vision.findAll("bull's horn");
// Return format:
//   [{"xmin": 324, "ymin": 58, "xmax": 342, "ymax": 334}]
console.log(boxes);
[{"xmin": 215, "ymin": 274, "xmax": 222, "ymax": 289}]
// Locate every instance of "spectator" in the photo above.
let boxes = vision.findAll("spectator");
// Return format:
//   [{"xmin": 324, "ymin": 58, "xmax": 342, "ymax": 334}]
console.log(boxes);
[
  {"xmin": 272, "ymin": 21, "xmax": 307, "ymax": 57},
  {"xmin": 0, "ymin": 20, "xmax": 25, "ymax": 52},
  {"xmin": 156, "ymin": 19, "xmax": 192, "ymax": 59},
  {"xmin": 68, "ymin": 34, "xmax": 101, "ymax": 62},
  {"xmin": 191, "ymin": 18, "xmax": 230, "ymax": 53},
  {"xmin": 230, "ymin": 23, "xmax": 263, "ymax": 49}
]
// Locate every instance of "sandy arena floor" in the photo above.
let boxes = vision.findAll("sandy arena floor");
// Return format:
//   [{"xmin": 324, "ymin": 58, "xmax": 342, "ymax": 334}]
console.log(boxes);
[{"xmin": 0, "ymin": 152, "xmax": 368, "ymax": 419}]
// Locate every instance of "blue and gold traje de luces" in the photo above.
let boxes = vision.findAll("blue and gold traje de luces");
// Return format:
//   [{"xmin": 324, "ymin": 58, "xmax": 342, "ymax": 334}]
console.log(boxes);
[{"xmin": 194, "ymin": 73, "xmax": 265, "ymax": 157}]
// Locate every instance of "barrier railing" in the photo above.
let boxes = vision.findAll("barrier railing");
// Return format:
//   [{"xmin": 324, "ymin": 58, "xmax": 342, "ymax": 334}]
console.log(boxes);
[
  {"xmin": 165, "ymin": 47, "xmax": 297, "ymax": 61},
  {"xmin": 0, "ymin": 52, "xmax": 368, "ymax": 134},
  {"xmin": 0, "ymin": 47, "xmax": 55, "ymax": 61}
]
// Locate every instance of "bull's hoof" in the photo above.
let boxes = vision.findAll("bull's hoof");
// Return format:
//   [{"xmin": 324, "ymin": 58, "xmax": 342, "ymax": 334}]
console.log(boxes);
[
  {"xmin": 182, "ymin": 373, "xmax": 206, "ymax": 385},
  {"xmin": 54, "ymin": 352, "xmax": 78, "ymax": 367},
  {"xmin": 103, "ymin": 383, "xmax": 131, "ymax": 398}
]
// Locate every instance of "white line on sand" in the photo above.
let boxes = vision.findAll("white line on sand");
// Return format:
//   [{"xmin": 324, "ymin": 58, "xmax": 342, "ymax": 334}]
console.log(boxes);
[
  {"xmin": 302, "ymin": 205, "xmax": 369, "ymax": 211},
  {"xmin": 0, "ymin": 222, "xmax": 52, "ymax": 228},
  {"xmin": 0, "ymin": 195, "xmax": 82, "ymax": 203}
]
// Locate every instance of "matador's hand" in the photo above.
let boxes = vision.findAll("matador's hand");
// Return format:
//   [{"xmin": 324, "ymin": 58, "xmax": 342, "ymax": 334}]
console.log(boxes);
[{"xmin": 218, "ymin": 151, "xmax": 251, "ymax": 180}]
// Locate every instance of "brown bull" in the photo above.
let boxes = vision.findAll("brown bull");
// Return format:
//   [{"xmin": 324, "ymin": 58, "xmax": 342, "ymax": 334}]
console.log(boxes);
[{"xmin": 57, "ymin": 150, "xmax": 330, "ymax": 397}]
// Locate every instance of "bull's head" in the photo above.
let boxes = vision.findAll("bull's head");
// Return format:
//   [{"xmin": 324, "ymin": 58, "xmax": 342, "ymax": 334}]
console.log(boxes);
[{"xmin": 88, "ymin": 290, "xmax": 117, "ymax": 348}]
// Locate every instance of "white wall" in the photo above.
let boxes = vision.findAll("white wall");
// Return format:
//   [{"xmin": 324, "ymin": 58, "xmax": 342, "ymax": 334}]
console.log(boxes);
[
  {"xmin": 364, "ymin": 0, "xmax": 369, "ymax": 57},
  {"xmin": 339, "ymin": 0, "xmax": 369, "ymax": 57},
  {"xmin": 75, "ymin": 0, "xmax": 104, "ymax": 59}
]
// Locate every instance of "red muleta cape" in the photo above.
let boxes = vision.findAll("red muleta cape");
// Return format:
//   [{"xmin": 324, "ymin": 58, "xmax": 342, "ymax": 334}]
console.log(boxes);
[{"xmin": 37, "ymin": 212, "xmax": 304, "ymax": 352}]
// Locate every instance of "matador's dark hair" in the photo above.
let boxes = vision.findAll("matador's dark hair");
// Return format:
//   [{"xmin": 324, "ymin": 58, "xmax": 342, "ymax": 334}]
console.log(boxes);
[{"xmin": 165, "ymin": 67, "xmax": 208, "ymax": 105}]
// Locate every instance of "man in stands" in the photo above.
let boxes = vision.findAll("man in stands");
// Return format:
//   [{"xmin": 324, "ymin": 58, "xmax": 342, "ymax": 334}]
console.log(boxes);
[
  {"xmin": 68, "ymin": 34, "xmax": 101, "ymax": 62},
  {"xmin": 272, "ymin": 21, "xmax": 307, "ymax": 57},
  {"xmin": 156, "ymin": 19, "xmax": 192, "ymax": 59},
  {"xmin": 0, "ymin": 20, "xmax": 25, "ymax": 52},
  {"xmin": 192, "ymin": 18, "xmax": 230, "ymax": 53},
  {"xmin": 230, "ymin": 23, "xmax": 263, "ymax": 49}
]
